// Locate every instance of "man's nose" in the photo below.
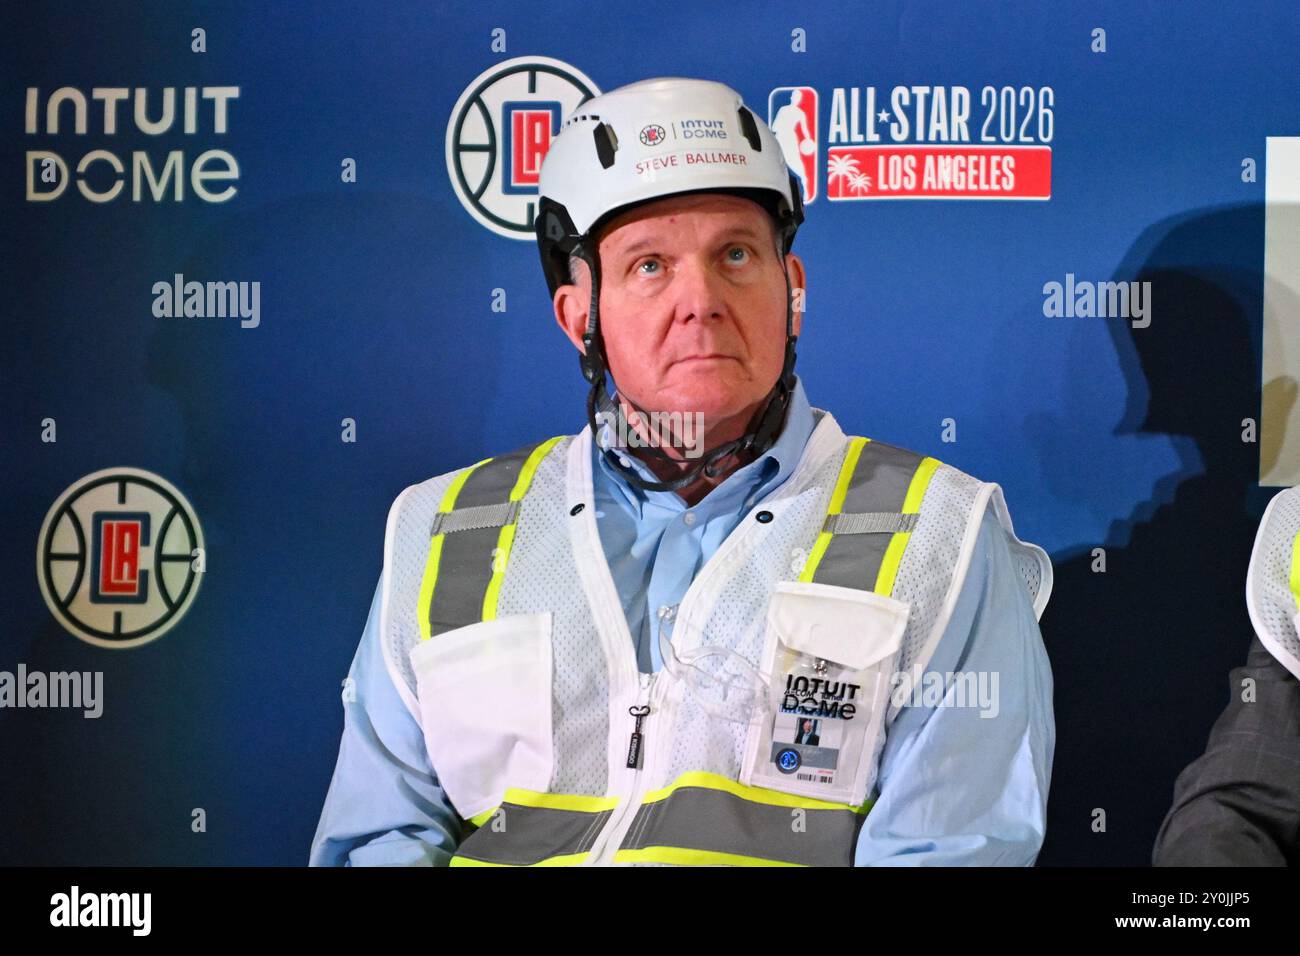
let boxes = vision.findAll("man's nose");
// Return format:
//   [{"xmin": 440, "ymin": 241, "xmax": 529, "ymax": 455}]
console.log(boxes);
[{"xmin": 673, "ymin": 257, "xmax": 728, "ymax": 323}]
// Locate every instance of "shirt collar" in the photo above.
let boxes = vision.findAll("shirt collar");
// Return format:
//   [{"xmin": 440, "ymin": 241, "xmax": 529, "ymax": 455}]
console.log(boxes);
[{"xmin": 592, "ymin": 375, "xmax": 816, "ymax": 518}]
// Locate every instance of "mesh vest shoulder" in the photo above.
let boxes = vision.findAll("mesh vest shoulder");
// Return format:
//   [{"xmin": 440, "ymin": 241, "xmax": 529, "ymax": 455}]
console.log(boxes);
[
  {"xmin": 377, "ymin": 409, "xmax": 1051, "ymax": 865},
  {"xmin": 1245, "ymin": 486, "xmax": 1300, "ymax": 680}
]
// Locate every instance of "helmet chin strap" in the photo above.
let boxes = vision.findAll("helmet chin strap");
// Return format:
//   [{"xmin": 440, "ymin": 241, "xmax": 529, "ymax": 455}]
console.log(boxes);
[{"xmin": 577, "ymin": 237, "xmax": 799, "ymax": 496}]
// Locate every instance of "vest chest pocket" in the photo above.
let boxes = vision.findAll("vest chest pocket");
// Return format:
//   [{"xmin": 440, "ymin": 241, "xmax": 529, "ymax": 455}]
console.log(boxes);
[
  {"xmin": 408, "ymin": 612, "xmax": 554, "ymax": 821},
  {"xmin": 740, "ymin": 581, "xmax": 908, "ymax": 808}
]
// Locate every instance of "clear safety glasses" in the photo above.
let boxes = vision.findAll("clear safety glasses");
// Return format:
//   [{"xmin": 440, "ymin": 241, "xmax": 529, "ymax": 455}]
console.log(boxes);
[{"xmin": 656, "ymin": 604, "xmax": 771, "ymax": 725}]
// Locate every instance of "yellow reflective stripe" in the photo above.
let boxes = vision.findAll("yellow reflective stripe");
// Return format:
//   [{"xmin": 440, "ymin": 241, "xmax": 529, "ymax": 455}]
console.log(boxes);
[
  {"xmin": 480, "ymin": 522, "xmax": 517, "ymax": 623},
  {"xmin": 798, "ymin": 436, "xmax": 870, "ymax": 583},
  {"xmin": 873, "ymin": 456, "xmax": 940, "ymax": 598},
  {"xmin": 614, "ymin": 846, "xmax": 802, "ymax": 867},
  {"xmin": 416, "ymin": 457, "xmax": 491, "ymax": 640},
  {"xmin": 468, "ymin": 807, "xmax": 498, "ymax": 828},
  {"xmin": 481, "ymin": 436, "xmax": 565, "ymax": 621},
  {"xmin": 500, "ymin": 788, "xmax": 620, "ymax": 814},
  {"xmin": 642, "ymin": 769, "xmax": 869, "ymax": 814},
  {"xmin": 449, "ymin": 851, "xmax": 589, "ymax": 867},
  {"xmin": 1290, "ymin": 530, "xmax": 1300, "ymax": 610},
  {"xmin": 511, "ymin": 437, "xmax": 566, "ymax": 503},
  {"xmin": 466, "ymin": 788, "xmax": 619, "ymax": 828}
]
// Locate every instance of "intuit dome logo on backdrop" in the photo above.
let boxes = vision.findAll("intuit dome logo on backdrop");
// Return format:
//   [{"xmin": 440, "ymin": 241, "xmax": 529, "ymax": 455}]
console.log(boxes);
[
  {"xmin": 25, "ymin": 85, "xmax": 240, "ymax": 203},
  {"xmin": 769, "ymin": 84, "xmax": 1054, "ymax": 201}
]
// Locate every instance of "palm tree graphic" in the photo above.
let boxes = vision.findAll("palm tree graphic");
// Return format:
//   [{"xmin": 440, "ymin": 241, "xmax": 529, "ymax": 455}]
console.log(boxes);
[
  {"xmin": 847, "ymin": 171, "xmax": 873, "ymax": 195},
  {"xmin": 828, "ymin": 153, "xmax": 871, "ymax": 197}
]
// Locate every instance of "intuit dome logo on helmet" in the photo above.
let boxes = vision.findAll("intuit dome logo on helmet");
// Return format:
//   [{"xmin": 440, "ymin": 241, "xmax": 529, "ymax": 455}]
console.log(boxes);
[
  {"xmin": 36, "ymin": 468, "xmax": 205, "ymax": 648},
  {"xmin": 446, "ymin": 56, "xmax": 600, "ymax": 239},
  {"xmin": 770, "ymin": 84, "xmax": 1054, "ymax": 201},
  {"xmin": 25, "ymin": 86, "xmax": 241, "ymax": 203}
]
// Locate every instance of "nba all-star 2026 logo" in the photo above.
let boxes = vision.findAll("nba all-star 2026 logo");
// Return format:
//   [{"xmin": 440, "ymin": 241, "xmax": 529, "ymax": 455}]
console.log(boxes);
[
  {"xmin": 37, "ymin": 468, "xmax": 204, "ymax": 648},
  {"xmin": 769, "ymin": 84, "xmax": 1053, "ymax": 202}
]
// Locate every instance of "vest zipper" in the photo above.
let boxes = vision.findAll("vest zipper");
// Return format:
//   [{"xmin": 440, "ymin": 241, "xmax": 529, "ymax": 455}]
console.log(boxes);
[
  {"xmin": 565, "ymin": 420, "xmax": 846, "ymax": 866},
  {"xmin": 585, "ymin": 669, "xmax": 662, "ymax": 865}
]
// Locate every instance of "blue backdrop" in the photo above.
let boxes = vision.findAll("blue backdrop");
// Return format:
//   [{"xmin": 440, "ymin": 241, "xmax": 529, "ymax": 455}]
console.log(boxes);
[{"xmin": 2, "ymin": 0, "xmax": 1291, "ymax": 865}]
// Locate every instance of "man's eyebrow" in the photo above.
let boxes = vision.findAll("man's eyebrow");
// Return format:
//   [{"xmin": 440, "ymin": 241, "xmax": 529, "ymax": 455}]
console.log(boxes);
[{"xmin": 608, "ymin": 224, "xmax": 772, "ymax": 261}]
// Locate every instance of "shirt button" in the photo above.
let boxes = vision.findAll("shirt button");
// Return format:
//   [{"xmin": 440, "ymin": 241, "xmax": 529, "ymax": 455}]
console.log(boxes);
[{"xmin": 682, "ymin": 511, "xmax": 697, "ymax": 526}]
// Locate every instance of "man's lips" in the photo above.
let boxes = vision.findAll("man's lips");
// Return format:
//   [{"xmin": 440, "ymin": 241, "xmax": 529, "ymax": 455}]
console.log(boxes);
[{"xmin": 672, "ymin": 354, "xmax": 736, "ymax": 365}]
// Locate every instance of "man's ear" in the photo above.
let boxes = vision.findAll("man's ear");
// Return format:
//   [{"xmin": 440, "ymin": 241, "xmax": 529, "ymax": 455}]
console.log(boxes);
[
  {"xmin": 553, "ymin": 281, "xmax": 588, "ymax": 354},
  {"xmin": 785, "ymin": 252, "xmax": 807, "ymax": 338}
]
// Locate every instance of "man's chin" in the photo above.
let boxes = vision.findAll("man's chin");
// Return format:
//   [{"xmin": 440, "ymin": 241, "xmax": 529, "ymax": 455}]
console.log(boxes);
[{"xmin": 649, "ymin": 382, "xmax": 762, "ymax": 425}]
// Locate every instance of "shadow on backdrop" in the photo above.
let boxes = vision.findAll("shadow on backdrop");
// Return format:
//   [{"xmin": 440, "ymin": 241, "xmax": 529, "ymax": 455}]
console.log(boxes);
[{"xmin": 1034, "ymin": 202, "xmax": 1288, "ymax": 865}]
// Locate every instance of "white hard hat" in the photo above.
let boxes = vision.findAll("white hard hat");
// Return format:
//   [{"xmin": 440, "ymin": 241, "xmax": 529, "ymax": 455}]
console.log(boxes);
[{"xmin": 535, "ymin": 76, "xmax": 804, "ymax": 297}]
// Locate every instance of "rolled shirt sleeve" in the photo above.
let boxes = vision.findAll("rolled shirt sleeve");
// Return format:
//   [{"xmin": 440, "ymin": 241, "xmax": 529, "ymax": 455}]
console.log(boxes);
[
  {"xmin": 855, "ymin": 504, "xmax": 1055, "ymax": 865},
  {"xmin": 309, "ymin": 574, "xmax": 463, "ymax": 866}
]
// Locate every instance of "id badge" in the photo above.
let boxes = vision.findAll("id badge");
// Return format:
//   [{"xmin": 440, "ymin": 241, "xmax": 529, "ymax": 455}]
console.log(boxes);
[{"xmin": 741, "ymin": 581, "xmax": 909, "ymax": 807}]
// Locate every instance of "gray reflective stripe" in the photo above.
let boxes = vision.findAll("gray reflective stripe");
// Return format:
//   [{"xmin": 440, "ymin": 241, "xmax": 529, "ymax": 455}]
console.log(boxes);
[
  {"xmin": 823, "ymin": 511, "xmax": 918, "ymax": 535},
  {"xmin": 426, "ymin": 443, "xmax": 540, "ymax": 638},
  {"xmin": 453, "ymin": 803, "xmax": 614, "ymax": 866},
  {"xmin": 812, "ymin": 441, "xmax": 924, "ymax": 594},
  {"xmin": 429, "ymin": 500, "xmax": 521, "ymax": 536},
  {"xmin": 618, "ymin": 786, "xmax": 863, "ymax": 866},
  {"xmin": 426, "ymin": 526, "xmax": 500, "ymax": 637},
  {"xmin": 454, "ymin": 444, "xmax": 535, "ymax": 508}
]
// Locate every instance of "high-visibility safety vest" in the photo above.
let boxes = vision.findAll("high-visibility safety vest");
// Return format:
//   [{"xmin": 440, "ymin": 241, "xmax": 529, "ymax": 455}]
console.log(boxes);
[
  {"xmin": 1245, "ymin": 486, "xmax": 1300, "ymax": 681},
  {"xmin": 378, "ymin": 409, "xmax": 1052, "ymax": 866}
]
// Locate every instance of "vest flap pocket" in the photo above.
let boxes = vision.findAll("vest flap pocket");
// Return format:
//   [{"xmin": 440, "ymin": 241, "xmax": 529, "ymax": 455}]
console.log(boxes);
[
  {"xmin": 409, "ymin": 612, "xmax": 554, "ymax": 821},
  {"xmin": 769, "ymin": 581, "xmax": 908, "ymax": 671},
  {"xmin": 740, "ymin": 582, "xmax": 909, "ymax": 807}
]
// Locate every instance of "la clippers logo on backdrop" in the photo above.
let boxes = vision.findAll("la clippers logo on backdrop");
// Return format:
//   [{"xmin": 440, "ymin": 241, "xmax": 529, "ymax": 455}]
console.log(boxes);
[
  {"xmin": 91, "ymin": 512, "xmax": 150, "ymax": 603},
  {"xmin": 770, "ymin": 84, "xmax": 1054, "ymax": 201},
  {"xmin": 769, "ymin": 87, "xmax": 818, "ymax": 203},
  {"xmin": 505, "ymin": 105, "xmax": 555, "ymax": 190},
  {"xmin": 37, "ymin": 468, "xmax": 204, "ymax": 648},
  {"xmin": 446, "ymin": 56, "xmax": 600, "ymax": 239}
]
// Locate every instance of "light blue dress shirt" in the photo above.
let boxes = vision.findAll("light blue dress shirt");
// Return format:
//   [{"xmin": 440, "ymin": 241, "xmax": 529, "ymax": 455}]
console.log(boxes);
[{"xmin": 309, "ymin": 376, "xmax": 1055, "ymax": 866}]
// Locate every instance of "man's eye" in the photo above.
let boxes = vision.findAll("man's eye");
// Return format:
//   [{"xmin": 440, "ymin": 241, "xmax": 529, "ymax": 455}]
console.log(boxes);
[
  {"xmin": 637, "ymin": 259, "xmax": 660, "ymax": 275},
  {"xmin": 727, "ymin": 246, "xmax": 751, "ymax": 263}
]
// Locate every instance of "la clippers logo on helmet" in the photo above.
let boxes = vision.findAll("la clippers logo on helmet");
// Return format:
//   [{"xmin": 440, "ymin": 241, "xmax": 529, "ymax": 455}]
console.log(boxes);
[
  {"xmin": 769, "ymin": 87, "xmax": 818, "ymax": 204},
  {"xmin": 445, "ymin": 55, "xmax": 601, "ymax": 240},
  {"xmin": 36, "ymin": 468, "xmax": 204, "ymax": 648},
  {"xmin": 639, "ymin": 124, "xmax": 666, "ymax": 147}
]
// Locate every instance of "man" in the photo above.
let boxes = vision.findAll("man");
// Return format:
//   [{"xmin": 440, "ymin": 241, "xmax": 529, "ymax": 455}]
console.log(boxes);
[
  {"xmin": 1153, "ymin": 487, "xmax": 1300, "ymax": 865},
  {"xmin": 310, "ymin": 76, "xmax": 1055, "ymax": 867},
  {"xmin": 795, "ymin": 719, "xmax": 820, "ymax": 747}
]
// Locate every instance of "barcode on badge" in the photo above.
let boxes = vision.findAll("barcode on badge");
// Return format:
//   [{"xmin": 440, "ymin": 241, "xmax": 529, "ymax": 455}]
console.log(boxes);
[{"xmin": 796, "ymin": 773, "xmax": 832, "ymax": 783}]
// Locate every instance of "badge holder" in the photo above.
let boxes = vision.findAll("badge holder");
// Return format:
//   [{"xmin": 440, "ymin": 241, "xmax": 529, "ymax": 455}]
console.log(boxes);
[{"xmin": 740, "ymin": 582, "xmax": 909, "ymax": 807}]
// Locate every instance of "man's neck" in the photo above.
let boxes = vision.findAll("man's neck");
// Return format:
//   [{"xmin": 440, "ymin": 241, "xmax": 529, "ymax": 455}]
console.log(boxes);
[
  {"xmin": 633, "ymin": 443, "xmax": 759, "ymax": 508},
  {"xmin": 616, "ymin": 394, "xmax": 771, "ymax": 507}
]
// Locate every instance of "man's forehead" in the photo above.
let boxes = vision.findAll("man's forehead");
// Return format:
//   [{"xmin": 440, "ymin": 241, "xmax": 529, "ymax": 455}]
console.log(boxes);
[{"xmin": 599, "ymin": 195, "xmax": 775, "ymax": 256}]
